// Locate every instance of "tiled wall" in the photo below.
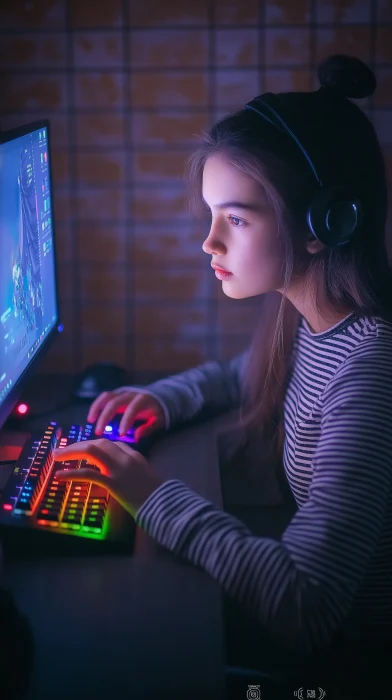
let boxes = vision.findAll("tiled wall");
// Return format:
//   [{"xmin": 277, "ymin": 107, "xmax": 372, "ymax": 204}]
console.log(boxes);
[{"xmin": 0, "ymin": 0, "xmax": 391, "ymax": 382}]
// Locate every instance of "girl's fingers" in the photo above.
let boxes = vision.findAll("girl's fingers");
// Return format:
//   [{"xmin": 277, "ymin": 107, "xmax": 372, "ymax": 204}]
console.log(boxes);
[
  {"xmin": 56, "ymin": 468, "xmax": 110, "ymax": 490},
  {"xmin": 119, "ymin": 395, "xmax": 146, "ymax": 436},
  {"xmin": 87, "ymin": 391, "xmax": 112, "ymax": 423},
  {"xmin": 54, "ymin": 440, "xmax": 118, "ymax": 475},
  {"xmin": 95, "ymin": 393, "xmax": 132, "ymax": 435}
]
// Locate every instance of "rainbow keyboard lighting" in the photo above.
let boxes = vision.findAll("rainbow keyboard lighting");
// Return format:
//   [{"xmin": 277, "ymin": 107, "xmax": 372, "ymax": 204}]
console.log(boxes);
[{"xmin": 0, "ymin": 419, "xmax": 141, "ymax": 548}]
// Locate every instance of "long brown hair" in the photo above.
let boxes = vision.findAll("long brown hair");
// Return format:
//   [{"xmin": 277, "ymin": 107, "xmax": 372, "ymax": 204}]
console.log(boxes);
[{"xmin": 185, "ymin": 103, "xmax": 391, "ymax": 469}]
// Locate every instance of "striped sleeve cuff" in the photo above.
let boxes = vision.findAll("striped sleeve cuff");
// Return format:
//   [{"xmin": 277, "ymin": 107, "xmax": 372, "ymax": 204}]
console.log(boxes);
[{"xmin": 134, "ymin": 479, "xmax": 221, "ymax": 552}]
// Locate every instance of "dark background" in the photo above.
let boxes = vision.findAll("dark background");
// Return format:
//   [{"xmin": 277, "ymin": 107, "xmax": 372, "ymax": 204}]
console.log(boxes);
[{"xmin": 0, "ymin": 0, "xmax": 391, "ymax": 386}]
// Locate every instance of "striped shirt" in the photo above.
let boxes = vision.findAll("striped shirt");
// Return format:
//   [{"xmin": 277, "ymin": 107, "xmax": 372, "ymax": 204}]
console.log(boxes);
[{"xmin": 129, "ymin": 313, "xmax": 392, "ymax": 653}]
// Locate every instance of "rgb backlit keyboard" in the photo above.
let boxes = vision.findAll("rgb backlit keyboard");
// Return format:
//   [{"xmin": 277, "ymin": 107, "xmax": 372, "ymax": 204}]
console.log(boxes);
[{"xmin": 0, "ymin": 418, "xmax": 145, "ymax": 550}]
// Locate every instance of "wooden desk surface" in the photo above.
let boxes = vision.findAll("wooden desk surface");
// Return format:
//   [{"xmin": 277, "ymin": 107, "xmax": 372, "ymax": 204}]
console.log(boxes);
[{"xmin": 0, "ymin": 405, "xmax": 236, "ymax": 700}]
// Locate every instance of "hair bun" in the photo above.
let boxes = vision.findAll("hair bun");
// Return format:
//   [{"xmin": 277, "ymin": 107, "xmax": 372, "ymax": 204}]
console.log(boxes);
[{"xmin": 317, "ymin": 54, "xmax": 376, "ymax": 99}]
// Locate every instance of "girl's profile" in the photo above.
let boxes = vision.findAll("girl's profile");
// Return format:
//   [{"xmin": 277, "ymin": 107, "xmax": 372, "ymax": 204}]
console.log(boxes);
[{"xmin": 56, "ymin": 54, "xmax": 392, "ymax": 698}]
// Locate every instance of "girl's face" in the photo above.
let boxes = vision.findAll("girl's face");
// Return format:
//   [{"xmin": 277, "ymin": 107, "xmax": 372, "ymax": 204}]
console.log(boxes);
[{"xmin": 201, "ymin": 153, "xmax": 286, "ymax": 299}]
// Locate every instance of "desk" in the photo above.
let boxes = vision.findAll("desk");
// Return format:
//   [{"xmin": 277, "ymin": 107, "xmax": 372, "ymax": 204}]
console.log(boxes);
[{"xmin": 0, "ymin": 404, "xmax": 238, "ymax": 700}]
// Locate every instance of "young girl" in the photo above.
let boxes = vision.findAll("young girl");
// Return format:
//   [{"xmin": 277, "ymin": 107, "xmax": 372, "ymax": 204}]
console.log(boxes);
[{"xmin": 54, "ymin": 55, "xmax": 392, "ymax": 698}]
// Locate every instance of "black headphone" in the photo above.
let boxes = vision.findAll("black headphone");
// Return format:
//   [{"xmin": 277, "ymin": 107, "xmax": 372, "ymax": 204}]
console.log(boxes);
[{"xmin": 245, "ymin": 93, "xmax": 363, "ymax": 247}]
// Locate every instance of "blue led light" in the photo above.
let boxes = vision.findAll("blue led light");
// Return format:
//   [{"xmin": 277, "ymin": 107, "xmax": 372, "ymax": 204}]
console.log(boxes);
[
  {"xmin": 104, "ymin": 425, "xmax": 113, "ymax": 433},
  {"xmin": 58, "ymin": 324, "xmax": 64, "ymax": 332}
]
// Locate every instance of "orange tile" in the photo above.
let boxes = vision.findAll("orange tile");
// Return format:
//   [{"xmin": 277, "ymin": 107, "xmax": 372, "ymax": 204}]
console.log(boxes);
[
  {"xmin": 133, "ymin": 221, "xmax": 206, "ymax": 266},
  {"xmin": 130, "ymin": 29, "xmax": 208, "ymax": 68},
  {"xmin": 0, "ymin": 33, "xmax": 66, "ymax": 68},
  {"xmin": 76, "ymin": 187, "xmax": 127, "ymax": 220},
  {"xmin": 215, "ymin": 70, "xmax": 260, "ymax": 107},
  {"xmin": 131, "ymin": 110, "xmax": 209, "ymax": 147},
  {"xmin": 264, "ymin": 68, "xmax": 312, "ymax": 93},
  {"xmin": 70, "ymin": 0, "xmax": 123, "ymax": 28},
  {"xmin": 265, "ymin": 0, "xmax": 311, "ymax": 24},
  {"xmin": 129, "ymin": 0, "xmax": 209, "ymax": 26},
  {"xmin": 76, "ymin": 151, "xmax": 126, "ymax": 186},
  {"xmin": 132, "ymin": 150, "xmax": 190, "ymax": 184},
  {"xmin": 81, "ymin": 341, "xmax": 127, "ymax": 370},
  {"xmin": 131, "ymin": 185, "xmax": 190, "ymax": 221},
  {"xmin": 79, "ymin": 263, "xmax": 126, "ymax": 302},
  {"xmin": 51, "ymin": 149, "xmax": 69, "ymax": 186},
  {"xmin": 315, "ymin": 28, "xmax": 371, "ymax": 65},
  {"xmin": 80, "ymin": 303, "xmax": 126, "ymax": 337},
  {"xmin": 76, "ymin": 222, "xmax": 126, "ymax": 263},
  {"xmin": 373, "ymin": 69, "xmax": 392, "ymax": 108},
  {"xmin": 133, "ymin": 266, "xmax": 209, "ymax": 302},
  {"xmin": 134, "ymin": 303, "xmax": 208, "ymax": 335},
  {"xmin": 216, "ymin": 298, "xmax": 261, "ymax": 336},
  {"xmin": 54, "ymin": 221, "xmax": 73, "ymax": 263},
  {"xmin": 215, "ymin": 29, "xmax": 259, "ymax": 67},
  {"xmin": 214, "ymin": 0, "xmax": 259, "ymax": 25},
  {"xmin": 316, "ymin": 0, "xmax": 371, "ymax": 22},
  {"xmin": 74, "ymin": 72, "xmax": 124, "ymax": 108},
  {"xmin": 75, "ymin": 113, "xmax": 125, "ymax": 147},
  {"xmin": 130, "ymin": 71, "xmax": 209, "ymax": 108},
  {"xmin": 133, "ymin": 337, "xmax": 207, "ymax": 372},
  {"xmin": 265, "ymin": 28, "xmax": 310, "ymax": 66},
  {"xmin": 376, "ymin": 27, "xmax": 392, "ymax": 63},
  {"xmin": 73, "ymin": 32, "xmax": 123, "ymax": 67},
  {"xmin": 0, "ymin": 74, "xmax": 66, "ymax": 112},
  {"xmin": 378, "ymin": 0, "xmax": 392, "ymax": 21},
  {"xmin": 0, "ymin": 0, "xmax": 65, "ymax": 29}
]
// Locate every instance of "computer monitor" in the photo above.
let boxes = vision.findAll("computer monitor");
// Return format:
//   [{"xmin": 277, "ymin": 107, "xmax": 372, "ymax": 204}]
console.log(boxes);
[{"xmin": 0, "ymin": 120, "xmax": 61, "ymax": 432}]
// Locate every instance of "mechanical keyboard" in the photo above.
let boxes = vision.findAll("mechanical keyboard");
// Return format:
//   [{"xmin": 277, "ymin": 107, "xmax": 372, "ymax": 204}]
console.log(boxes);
[{"xmin": 0, "ymin": 417, "xmax": 151, "ymax": 556}]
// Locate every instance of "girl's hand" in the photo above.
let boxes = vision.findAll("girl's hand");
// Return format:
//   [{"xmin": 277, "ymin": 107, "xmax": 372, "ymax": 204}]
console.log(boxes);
[
  {"xmin": 53, "ymin": 440, "xmax": 164, "ymax": 519},
  {"xmin": 88, "ymin": 390, "xmax": 166, "ymax": 439}
]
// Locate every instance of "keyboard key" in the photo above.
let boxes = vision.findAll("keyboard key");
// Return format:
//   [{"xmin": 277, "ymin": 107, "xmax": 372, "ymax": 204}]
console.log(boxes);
[
  {"xmin": 54, "ymin": 459, "xmax": 79, "ymax": 470},
  {"xmin": 64, "ymin": 506, "xmax": 85, "ymax": 516},
  {"xmin": 84, "ymin": 515, "xmax": 105, "ymax": 528},
  {"xmin": 62, "ymin": 512, "xmax": 83, "ymax": 525},
  {"xmin": 38, "ymin": 511, "xmax": 60, "ymax": 522}
]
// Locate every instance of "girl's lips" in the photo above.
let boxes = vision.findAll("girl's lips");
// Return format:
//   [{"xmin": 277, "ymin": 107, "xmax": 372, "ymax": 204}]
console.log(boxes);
[
  {"xmin": 214, "ymin": 269, "xmax": 233, "ymax": 280},
  {"xmin": 211, "ymin": 263, "xmax": 232, "ymax": 274}
]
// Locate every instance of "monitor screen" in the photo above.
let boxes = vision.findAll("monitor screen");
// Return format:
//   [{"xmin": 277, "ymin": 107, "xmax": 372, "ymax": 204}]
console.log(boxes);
[{"xmin": 0, "ymin": 122, "xmax": 59, "ymax": 421}]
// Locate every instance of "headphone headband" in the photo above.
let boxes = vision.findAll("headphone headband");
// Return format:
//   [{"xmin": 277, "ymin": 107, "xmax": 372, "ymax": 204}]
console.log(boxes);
[
  {"xmin": 244, "ymin": 93, "xmax": 362, "ymax": 247},
  {"xmin": 246, "ymin": 94, "xmax": 323, "ymax": 187}
]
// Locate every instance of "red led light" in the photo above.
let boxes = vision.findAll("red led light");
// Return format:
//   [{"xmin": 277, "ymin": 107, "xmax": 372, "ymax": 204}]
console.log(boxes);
[
  {"xmin": 17, "ymin": 403, "xmax": 29, "ymax": 415},
  {"xmin": 3, "ymin": 504, "xmax": 13, "ymax": 511}
]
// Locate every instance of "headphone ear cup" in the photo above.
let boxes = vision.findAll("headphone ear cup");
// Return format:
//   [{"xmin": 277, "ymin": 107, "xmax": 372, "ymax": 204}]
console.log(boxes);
[{"xmin": 307, "ymin": 186, "xmax": 363, "ymax": 247}]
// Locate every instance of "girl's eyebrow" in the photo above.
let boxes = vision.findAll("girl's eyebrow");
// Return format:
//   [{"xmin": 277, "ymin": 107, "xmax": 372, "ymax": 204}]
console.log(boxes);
[{"xmin": 202, "ymin": 197, "xmax": 263, "ymax": 212}]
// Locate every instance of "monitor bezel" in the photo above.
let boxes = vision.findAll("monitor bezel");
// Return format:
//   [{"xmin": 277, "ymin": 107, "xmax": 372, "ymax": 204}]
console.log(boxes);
[{"xmin": 0, "ymin": 119, "xmax": 62, "ymax": 432}]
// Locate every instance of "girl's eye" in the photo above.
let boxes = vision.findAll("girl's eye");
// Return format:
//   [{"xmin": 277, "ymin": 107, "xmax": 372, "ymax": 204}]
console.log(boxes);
[{"xmin": 228, "ymin": 215, "xmax": 245, "ymax": 227}]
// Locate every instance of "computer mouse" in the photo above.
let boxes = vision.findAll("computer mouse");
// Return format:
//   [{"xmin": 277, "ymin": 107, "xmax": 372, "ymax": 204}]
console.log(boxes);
[{"xmin": 73, "ymin": 362, "xmax": 128, "ymax": 399}]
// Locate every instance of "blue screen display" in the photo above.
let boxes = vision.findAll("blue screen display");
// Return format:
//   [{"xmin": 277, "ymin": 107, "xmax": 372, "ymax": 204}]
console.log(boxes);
[{"xmin": 0, "ymin": 126, "xmax": 58, "ymax": 407}]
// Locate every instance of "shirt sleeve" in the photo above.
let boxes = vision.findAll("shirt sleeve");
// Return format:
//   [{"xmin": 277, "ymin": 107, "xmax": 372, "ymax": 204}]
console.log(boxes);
[
  {"xmin": 113, "ymin": 348, "xmax": 249, "ymax": 431},
  {"xmin": 135, "ymin": 352, "xmax": 392, "ymax": 654}
]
